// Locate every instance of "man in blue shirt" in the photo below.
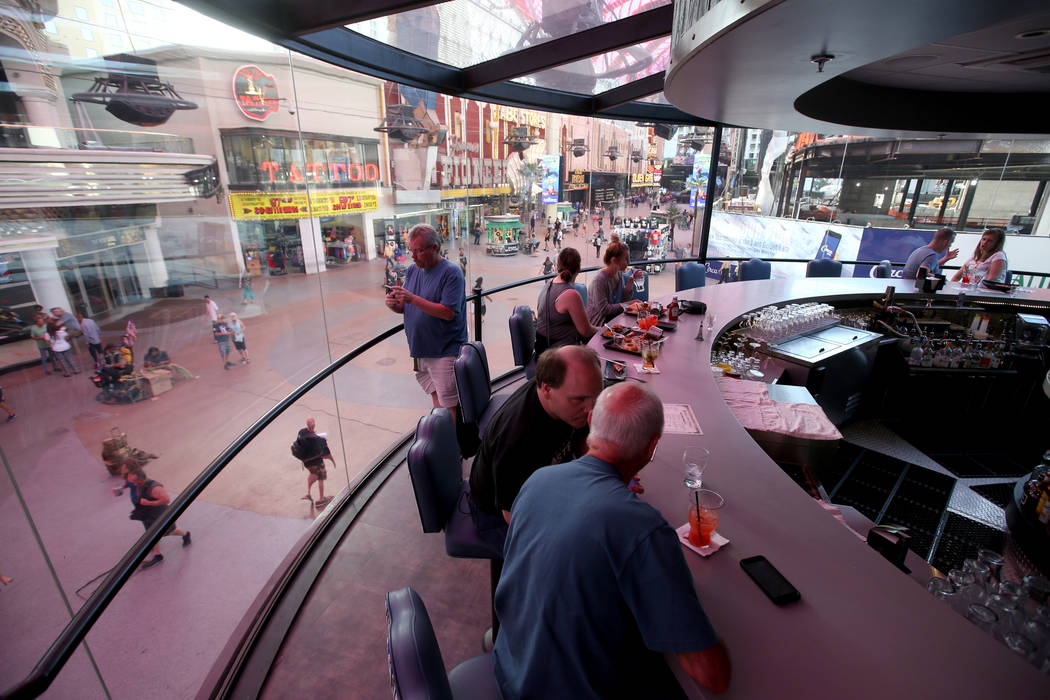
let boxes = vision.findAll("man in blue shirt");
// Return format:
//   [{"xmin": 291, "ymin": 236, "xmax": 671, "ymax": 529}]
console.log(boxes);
[
  {"xmin": 494, "ymin": 382, "xmax": 731, "ymax": 698},
  {"xmin": 385, "ymin": 224, "xmax": 467, "ymax": 418},
  {"xmin": 902, "ymin": 227, "xmax": 958, "ymax": 279}
]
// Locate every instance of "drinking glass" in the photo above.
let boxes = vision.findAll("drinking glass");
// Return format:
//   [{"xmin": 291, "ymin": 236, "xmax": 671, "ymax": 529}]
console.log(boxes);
[
  {"xmin": 687, "ymin": 489, "xmax": 724, "ymax": 547},
  {"xmin": 965, "ymin": 604, "xmax": 998, "ymax": 634},
  {"xmin": 927, "ymin": 577, "xmax": 954, "ymax": 602},
  {"xmin": 1024, "ymin": 575, "xmax": 1050, "ymax": 606},
  {"xmin": 640, "ymin": 339, "xmax": 659, "ymax": 370},
  {"xmin": 998, "ymin": 580, "xmax": 1024, "ymax": 603},
  {"xmin": 633, "ymin": 271, "xmax": 645, "ymax": 293},
  {"xmin": 706, "ymin": 313, "xmax": 718, "ymax": 335},
  {"xmin": 683, "ymin": 447, "xmax": 710, "ymax": 489},
  {"xmin": 977, "ymin": 548, "xmax": 1005, "ymax": 583}
]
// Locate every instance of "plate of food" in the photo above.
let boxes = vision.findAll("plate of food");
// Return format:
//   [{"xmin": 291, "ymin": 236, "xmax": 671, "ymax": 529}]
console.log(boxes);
[
  {"xmin": 603, "ymin": 359, "xmax": 627, "ymax": 382},
  {"xmin": 601, "ymin": 322, "xmax": 629, "ymax": 339},
  {"xmin": 604, "ymin": 335, "xmax": 642, "ymax": 355},
  {"xmin": 624, "ymin": 301, "xmax": 665, "ymax": 318}
]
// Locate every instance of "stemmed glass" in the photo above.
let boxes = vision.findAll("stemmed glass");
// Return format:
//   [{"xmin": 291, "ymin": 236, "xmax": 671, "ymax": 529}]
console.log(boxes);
[{"xmin": 683, "ymin": 447, "xmax": 710, "ymax": 489}]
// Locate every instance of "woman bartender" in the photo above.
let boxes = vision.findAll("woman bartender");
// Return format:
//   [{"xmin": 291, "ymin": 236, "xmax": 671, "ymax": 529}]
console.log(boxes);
[{"xmin": 586, "ymin": 239, "xmax": 644, "ymax": 326}]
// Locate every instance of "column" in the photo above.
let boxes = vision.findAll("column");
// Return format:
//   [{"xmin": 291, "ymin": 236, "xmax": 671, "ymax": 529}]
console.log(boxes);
[
  {"xmin": 299, "ymin": 218, "xmax": 327, "ymax": 274},
  {"xmin": 142, "ymin": 221, "xmax": 169, "ymax": 287},
  {"xmin": 23, "ymin": 246, "xmax": 70, "ymax": 310}
]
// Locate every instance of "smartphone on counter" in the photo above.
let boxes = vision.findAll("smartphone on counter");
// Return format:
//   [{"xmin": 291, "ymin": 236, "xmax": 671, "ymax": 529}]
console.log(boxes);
[
  {"xmin": 740, "ymin": 555, "xmax": 801, "ymax": 605},
  {"xmin": 815, "ymin": 230, "xmax": 842, "ymax": 260}
]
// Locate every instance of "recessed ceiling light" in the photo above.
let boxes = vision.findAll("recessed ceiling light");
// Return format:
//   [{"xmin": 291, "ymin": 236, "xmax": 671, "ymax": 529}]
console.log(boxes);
[{"xmin": 1015, "ymin": 29, "xmax": 1050, "ymax": 39}]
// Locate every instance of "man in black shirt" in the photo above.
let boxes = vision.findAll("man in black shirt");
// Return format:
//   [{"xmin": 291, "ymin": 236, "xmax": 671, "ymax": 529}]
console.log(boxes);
[
  {"xmin": 469, "ymin": 345, "xmax": 603, "ymax": 532},
  {"xmin": 293, "ymin": 417, "xmax": 337, "ymax": 508}
]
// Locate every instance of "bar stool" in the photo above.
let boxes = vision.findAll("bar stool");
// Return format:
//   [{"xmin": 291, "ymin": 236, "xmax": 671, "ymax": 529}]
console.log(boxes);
[
  {"xmin": 806, "ymin": 259, "xmax": 843, "ymax": 278},
  {"xmin": 675, "ymin": 261, "xmax": 707, "ymax": 291},
  {"xmin": 406, "ymin": 408, "xmax": 505, "ymax": 641},
  {"xmin": 386, "ymin": 587, "xmax": 500, "ymax": 700},
  {"xmin": 573, "ymin": 282, "xmax": 587, "ymax": 306},
  {"xmin": 454, "ymin": 341, "xmax": 509, "ymax": 438},
  {"xmin": 508, "ymin": 305, "xmax": 536, "ymax": 379},
  {"xmin": 739, "ymin": 258, "xmax": 771, "ymax": 281}
]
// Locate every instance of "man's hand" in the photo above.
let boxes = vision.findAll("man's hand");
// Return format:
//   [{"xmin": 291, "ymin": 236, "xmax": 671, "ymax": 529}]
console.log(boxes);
[
  {"xmin": 943, "ymin": 248, "xmax": 959, "ymax": 263},
  {"xmin": 385, "ymin": 290, "xmax": 405, "ymax": 313},
  {"xmin": 387, "ymin": 286, "xmax": 417, "ymax": 308}
]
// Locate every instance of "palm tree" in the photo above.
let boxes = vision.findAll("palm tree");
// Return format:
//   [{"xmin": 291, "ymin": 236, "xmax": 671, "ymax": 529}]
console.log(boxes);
[{"xmin": 665, "ymin": 201, "xmax": 684, "ymax": 234}]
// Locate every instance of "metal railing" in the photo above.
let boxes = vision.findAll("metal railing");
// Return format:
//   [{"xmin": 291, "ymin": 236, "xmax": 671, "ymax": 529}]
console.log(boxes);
[{"xmin": 6, "ymin": 252, "xmax": 1050, "ymax": 698}]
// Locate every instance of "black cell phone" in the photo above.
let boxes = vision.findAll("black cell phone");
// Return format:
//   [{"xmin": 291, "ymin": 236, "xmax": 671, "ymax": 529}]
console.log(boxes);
[{"xmin": 740, "ymin": 555, "xmax": 801, "ymax": 605}]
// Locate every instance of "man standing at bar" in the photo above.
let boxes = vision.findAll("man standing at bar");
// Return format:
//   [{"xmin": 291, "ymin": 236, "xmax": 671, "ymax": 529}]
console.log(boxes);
[
  {"xmin": 385, "ymin": 224, "xmax": 467, "ymax": 419},
  {"xmin": 902, "ymin": 227, "xmax": 958, "ymax": 279},
  {"xmin": 494, "ymin": 382, "xmax": 731, "ymax": 698}
]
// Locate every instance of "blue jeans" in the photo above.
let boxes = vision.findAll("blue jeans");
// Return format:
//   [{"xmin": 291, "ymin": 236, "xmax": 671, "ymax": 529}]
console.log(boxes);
[{"xmin": 38, "ymin": 346, "xmax": 59, "ymax": 373}]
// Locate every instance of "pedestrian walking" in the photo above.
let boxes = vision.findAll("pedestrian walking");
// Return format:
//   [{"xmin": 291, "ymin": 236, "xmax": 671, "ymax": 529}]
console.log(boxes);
[
  {"xmin": 204, "ymin": 295, "xmax": 219, "ymax": 323},
  {"xmin": 472, "ymin": 223, "xmax": 482, "ymax": 245},
  {"xmin": 77, "ymin": 311, "xmax": 103, "ymax": 369},
  {"xmin": 0, "ymin": 383, "xmax": 15, "ymax": 422},
  {"xmin": 128, "ymin": 468, "xmax": 191, "ymax": 570},
  {"xmin": 212, "ymin": 314, "xmax": 235, "ymax": 369},
  {"xmin": 241, "ymin": 273, "xmax": 255, "ymax": 304},
  {"xmin": 292, "ymin": 417, "xmax": 336, "ymax": 508},
  {"xmin": 48, "ymin": 321, "xmax": 79, "ymax": 376},
  {"xmin": 229, "ymin": 312, "xmax": 250, "ymax": 364},
  {"xmin": 30, "ymin": 314, "xmax": 60, "ymax": 374}
]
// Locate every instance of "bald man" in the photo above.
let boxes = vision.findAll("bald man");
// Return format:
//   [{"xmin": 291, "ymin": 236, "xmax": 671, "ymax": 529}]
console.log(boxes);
[
  {"xmin": 494, "ymin": 383, "xmax": 731, "ymax": 698},
  {"xmin": 293, "ymin": 417, "xmax": 336, "ymax": 508}
]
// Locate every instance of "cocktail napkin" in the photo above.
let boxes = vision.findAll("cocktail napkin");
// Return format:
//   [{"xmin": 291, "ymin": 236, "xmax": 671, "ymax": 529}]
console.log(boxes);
[
  {"xmin": 676, "ymin": 523, "xmax": 729, "ymax": 557},
  {"xmin": 635, "ymin": 363, "xmax": 661, "ymax": 374}
]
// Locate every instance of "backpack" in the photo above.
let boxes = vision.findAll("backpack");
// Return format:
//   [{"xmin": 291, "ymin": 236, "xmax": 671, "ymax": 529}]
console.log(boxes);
[{"xmin": 291, "ymin": 438, "xmax": 306, "ymax": 460}]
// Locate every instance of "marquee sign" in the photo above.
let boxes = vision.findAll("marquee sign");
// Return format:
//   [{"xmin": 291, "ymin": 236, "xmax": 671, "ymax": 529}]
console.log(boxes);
[
  {"xmin": 233, "ymin": 65, "xmax": 280, "ymax": 121},
  {"xmin": 229, "ymin": 189, "xmax": 378, "ymax": 221}
]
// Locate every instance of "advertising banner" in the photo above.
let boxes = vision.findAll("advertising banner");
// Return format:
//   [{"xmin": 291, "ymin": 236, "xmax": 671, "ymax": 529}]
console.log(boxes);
[
  {"xmin": 631, "ymin": 172, "xmax": 654, "ymax": 188},
  {"xmin": 229, "ymin": 189, "xmax": 379, "ymax": 221},
  {"xmin": 689, "ymin": 153, "xmax": 710, "ymax": 209},
  {"xmin": 567, "ymin": 169, "xmax": 589, "ymax": 191},
  {"xmin": 706, "ymin": 212, "xmax": 862, "ymax": 280},
  {"xmin": 539, "ymin": 154, "xmax": 561, "ymax": 204},
  {"xmin": 851, "ymin": 227, "xmax": 933, "ymax": 278}
]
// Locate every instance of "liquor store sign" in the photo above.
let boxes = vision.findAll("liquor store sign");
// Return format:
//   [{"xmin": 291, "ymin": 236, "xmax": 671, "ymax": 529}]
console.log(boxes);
[{"xmin": 229, "ymin": 189, "xmax": 378, "ymax": 221}]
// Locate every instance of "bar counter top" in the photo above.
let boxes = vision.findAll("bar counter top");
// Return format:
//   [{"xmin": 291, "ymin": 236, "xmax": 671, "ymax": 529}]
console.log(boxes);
[{"xmin": 590, "ymin": 278, "xmax": 1050, "ymax": 698}]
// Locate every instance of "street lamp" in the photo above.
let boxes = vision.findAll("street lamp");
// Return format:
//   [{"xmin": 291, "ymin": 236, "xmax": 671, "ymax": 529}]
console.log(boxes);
[
  {"xmin": 374, "ymin": 103, "xmax": 428, "ymax": 143},
  {"xmin": 503, "ymin": 126, "xmax": 538, "ymax": 157}
]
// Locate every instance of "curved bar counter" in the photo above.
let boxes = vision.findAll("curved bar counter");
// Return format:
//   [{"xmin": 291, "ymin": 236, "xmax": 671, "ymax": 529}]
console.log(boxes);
[{"xmin": 588, "ymin": 278, "xmax": 1050, "ymax": 697}]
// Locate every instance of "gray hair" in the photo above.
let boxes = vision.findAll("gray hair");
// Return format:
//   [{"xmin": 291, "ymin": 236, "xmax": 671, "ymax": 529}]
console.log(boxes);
[
  {"xmin": 588, "ymin": 383, "xmax": 664, "ymax": 460},
  {"xmin": 408, "ymin": 224, "xmax": 442, "ymax": 250}
]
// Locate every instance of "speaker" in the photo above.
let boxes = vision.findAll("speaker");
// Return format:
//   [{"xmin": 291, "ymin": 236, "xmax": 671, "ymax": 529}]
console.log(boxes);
[
  {"xmin": 652, "ymin": 123, "xmax": 678, "ymax": 140},
  {"xmin": 1015, "ymin": 313, "xmax": 1049, "ymax": 345}
]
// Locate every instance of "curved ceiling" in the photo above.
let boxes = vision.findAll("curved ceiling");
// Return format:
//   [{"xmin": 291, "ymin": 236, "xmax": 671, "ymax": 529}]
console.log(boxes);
[{"xmin": 177, "ymin": 0, "xmax": 1050, "ymax": 134}]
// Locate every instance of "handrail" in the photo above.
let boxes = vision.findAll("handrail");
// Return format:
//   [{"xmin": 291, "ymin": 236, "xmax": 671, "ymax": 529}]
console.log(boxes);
[
  {"xmin": 2, "ymin": 325, "xmax": 405, "ymax": 700},
  {"xmin": 9, "ymin": 253, "xmax": 1050, "ymax": 698}
]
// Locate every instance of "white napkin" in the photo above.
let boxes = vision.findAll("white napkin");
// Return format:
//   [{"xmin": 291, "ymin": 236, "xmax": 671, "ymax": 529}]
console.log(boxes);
[{"xmin": 676, "ymin": 523, "xmax": 729, "ymax": 557}]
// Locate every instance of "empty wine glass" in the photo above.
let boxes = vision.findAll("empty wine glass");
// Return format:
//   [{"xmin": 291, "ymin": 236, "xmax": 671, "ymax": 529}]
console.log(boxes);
[{"xmin": 683, "ymin": 447, "xmax": 710, "ymax": 489}]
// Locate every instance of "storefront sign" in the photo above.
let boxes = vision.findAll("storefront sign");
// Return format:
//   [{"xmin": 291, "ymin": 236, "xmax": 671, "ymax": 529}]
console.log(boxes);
[
  {"xmin": 434, "ymin": 156, "xmax": 506, "ymax": 189},
  {"xmin": 233, "ymin": 66, "xmax": 280, "ymax": 121},
  {"xmin": 440, "ymin": 186, "xmax": 511, "ymax": 199},
  {"xmin": 257, "ymin": 160, "xmax": 380, "ymax": 185},
  {"xmin": 631, "ymin": 172, "xmax": 654, "ymax": 188},
  {"xmin": 567, "ymin": 169, "xmax": 588, "ymax": 190},
  {"xmin": 229, "ymin": 189, "xmax": 379, "ymax": 220},
  {"xmin": 57, "ymin": 227, "xmax": 146, "ymax": 258},
  {"xmin": 491, "ymin": 104, "xmax": 546, "ymax": 129}
]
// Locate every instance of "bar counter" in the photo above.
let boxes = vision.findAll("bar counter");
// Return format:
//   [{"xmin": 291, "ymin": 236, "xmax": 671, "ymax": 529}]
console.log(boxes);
[{"xmin": 589, "ymin": 278, "xmax": 1050, "ymax": 697}]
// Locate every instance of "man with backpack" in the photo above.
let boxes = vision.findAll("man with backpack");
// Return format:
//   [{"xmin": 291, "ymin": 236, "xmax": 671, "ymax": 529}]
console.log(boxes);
[{"xmin": 292, "ymin": 417, "xmax": 336, "ymax": 508}]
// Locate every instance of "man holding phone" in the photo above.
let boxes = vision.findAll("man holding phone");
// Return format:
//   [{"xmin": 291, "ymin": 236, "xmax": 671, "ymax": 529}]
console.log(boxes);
[
  {"xmin": 902, "ymin": 227, "xmax": 958, "ymax": 279},
  {"xmin": 385, "ymin": 224, "xmax": 467, "ymax": 419}
]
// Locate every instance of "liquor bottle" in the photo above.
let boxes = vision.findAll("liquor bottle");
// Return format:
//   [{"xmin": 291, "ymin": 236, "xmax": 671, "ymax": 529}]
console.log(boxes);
[
  {"xmin": 668, "ymin": 296, "xmax": 680, "ymax": 322},
  {"xmin": 920, "ymin": 340, "xmax": 934, "ymax": 367},
  {"xmin": 908, "ymin": 341, "xmax": 923, "ymax": 367}
]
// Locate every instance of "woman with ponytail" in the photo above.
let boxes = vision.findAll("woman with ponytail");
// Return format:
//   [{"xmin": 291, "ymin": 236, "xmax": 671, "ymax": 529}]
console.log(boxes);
[{"xmin": 535, "ymin": 247, "xmax": 599, "ymax": 356}]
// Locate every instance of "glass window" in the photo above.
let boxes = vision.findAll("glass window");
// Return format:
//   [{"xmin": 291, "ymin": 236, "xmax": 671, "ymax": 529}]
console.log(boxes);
[
  {"xmin": 74, "ymin": 6, "xmax": 89, "ymax": 20},
  {"xmin": 105, "ymin": 13, "xmax": 118, "ymax": 26},
  {"xmin": 80, "ymin": 26, "xmax": 94, "ymax": 41},
  {"xmin": 129, "ymin": 0, "xmax": 145, "ymax": 15},
  {"xmin": 43, "ymin": 19, "xmax": 57, "ymax": 34}
]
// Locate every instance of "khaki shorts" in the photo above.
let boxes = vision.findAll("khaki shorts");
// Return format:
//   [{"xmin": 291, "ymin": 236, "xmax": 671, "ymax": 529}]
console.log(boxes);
[{"xmin": 414, "ymin": 355, "xmax": 459, "ymax": 409}]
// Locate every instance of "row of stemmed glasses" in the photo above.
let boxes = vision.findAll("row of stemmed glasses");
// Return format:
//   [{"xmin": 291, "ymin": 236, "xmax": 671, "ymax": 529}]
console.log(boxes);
[
  {"xmin": 927, "ymin": 549, "xmax": 1050, "ymax": 672},
  {"xmin": 739, "ymin": 303, "xmax": 836, "ymax": 341}
]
